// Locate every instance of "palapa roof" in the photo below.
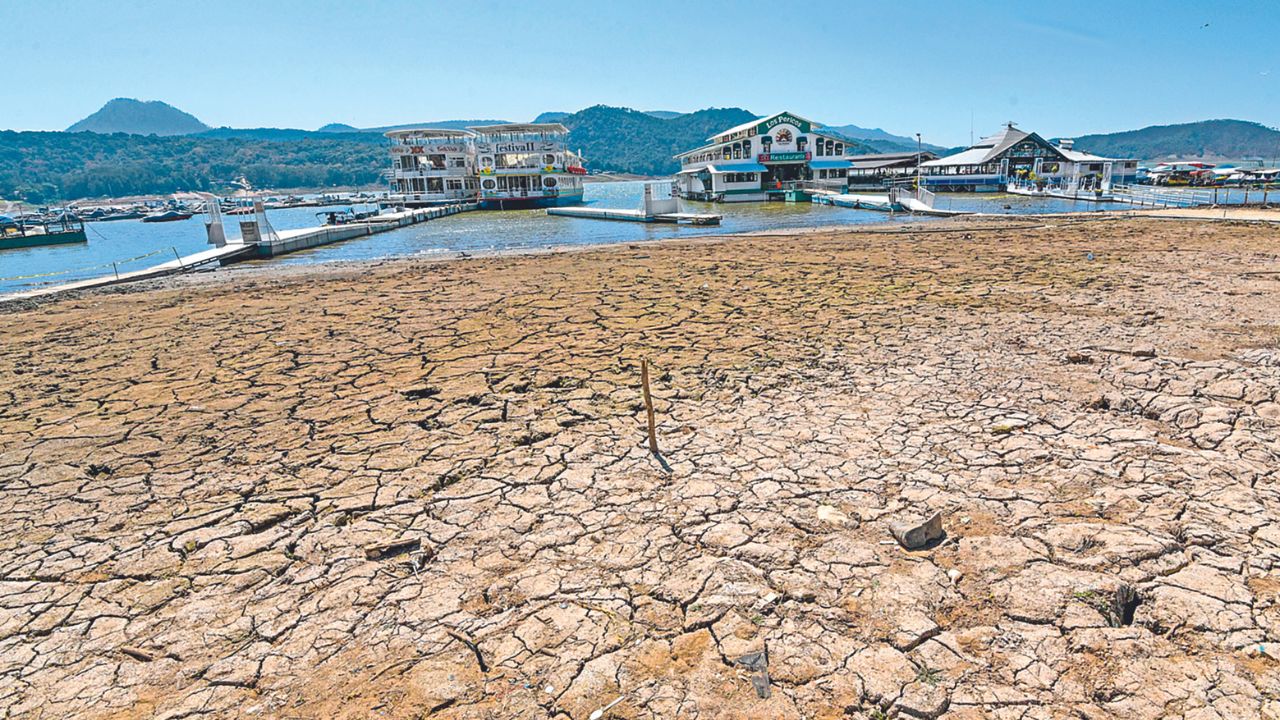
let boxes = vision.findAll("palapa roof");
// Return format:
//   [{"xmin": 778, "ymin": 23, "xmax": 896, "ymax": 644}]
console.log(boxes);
[{"xmin": 921, "ymin": 124, "xmax": 1061, "ymax": 167}]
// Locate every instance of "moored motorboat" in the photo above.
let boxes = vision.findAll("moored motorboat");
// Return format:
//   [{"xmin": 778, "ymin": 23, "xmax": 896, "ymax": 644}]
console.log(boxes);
[
  {"xmin": 142, "ymin": 210, "xmax": 194, "ymax": 223},
  {"xmin": 1, "ymin": 214, "xmax": 87, "ymax": 250},
  {"xmin": 96, "ymin": 210, "xmax": 147, "ymax": 221}
]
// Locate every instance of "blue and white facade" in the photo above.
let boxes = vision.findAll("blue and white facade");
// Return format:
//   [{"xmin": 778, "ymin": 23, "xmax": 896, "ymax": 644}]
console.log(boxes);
[
  {"xmin": 674, "ymin": 111, "xmax": 853, "ymax": 202},
  {"xmin": 921, "ymin": 124, "xmax": 1138, "ymax": 192}
]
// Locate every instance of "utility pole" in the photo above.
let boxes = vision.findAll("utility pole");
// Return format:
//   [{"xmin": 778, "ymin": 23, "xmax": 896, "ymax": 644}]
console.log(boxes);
[{"xmin": 915, "ymin": 133, "xmax": 923, "ymax": 192}]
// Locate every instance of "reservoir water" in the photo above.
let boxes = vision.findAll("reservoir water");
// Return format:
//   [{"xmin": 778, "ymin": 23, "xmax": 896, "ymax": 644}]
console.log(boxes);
[{"xmin": 0, "ymin": 181, "xmax": 1128, "ymax": 295}]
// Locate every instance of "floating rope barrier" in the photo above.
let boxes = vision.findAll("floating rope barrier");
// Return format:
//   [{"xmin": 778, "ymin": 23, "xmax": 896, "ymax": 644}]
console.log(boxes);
[{"xmin": 0, "ymin": 247, "xmax": 168, "ymax": 283}]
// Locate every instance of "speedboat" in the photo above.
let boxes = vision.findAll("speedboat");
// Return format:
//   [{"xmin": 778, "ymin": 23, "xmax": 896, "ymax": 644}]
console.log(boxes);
[{"xmin": 142, "ymin": 210, "xmax": 194, "ymax": 223}]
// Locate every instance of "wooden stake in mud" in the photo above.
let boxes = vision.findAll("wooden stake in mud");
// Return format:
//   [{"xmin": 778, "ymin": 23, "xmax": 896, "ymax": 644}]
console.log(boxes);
[{"xmin": 641, "ymin": 359, "xmax": 659, "ymax": 456}]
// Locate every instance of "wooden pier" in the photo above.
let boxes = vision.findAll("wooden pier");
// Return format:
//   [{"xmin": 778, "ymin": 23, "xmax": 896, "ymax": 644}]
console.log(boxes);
[{"xmin": 546, "ymin": 206, "xmax": 721, "ymax": 225}]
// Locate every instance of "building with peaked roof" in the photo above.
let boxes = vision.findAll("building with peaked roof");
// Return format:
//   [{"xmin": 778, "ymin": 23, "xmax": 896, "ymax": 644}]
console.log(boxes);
[
  {"xmin": 673, "ymin": 111, "xmax": 854, "ymax": 202},
  {"xmin": 920, "ymin": 123, "xmax": 1137, "ymax": 192}
]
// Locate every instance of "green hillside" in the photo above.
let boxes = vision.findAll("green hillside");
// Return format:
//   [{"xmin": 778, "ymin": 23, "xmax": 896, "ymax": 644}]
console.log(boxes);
[
  {"xmin": 1073, "ymin": 119, "xmax": 1280, "ymax": 161},
  {"xmin": 0, "ymin": 131, "xmax": 385, "ymax": 203}
]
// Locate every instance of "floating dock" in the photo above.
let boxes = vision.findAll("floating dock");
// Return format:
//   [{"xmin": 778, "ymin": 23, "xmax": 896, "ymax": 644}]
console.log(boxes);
[
  {"xmin": 257, "ymin": 204, "xmax": 473, "ymax": 257},
  {"xmin": 547, "ymin": 207, "xmax": 721, "ymax": 225},
  {"xmin": 813, "ymin": 192, "xmax": 897, "ymax": 211},
  {"xmin": 1, "ymin": 203, "xmax": 475, "ymax": 302},
  {"xmin": 547, "ymin": 181, "xmax": 721, "ymax": 225}
]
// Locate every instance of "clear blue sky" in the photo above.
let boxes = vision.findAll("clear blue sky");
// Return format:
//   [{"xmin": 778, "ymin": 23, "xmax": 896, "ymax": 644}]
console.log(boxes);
[{"xmin": 3, "ymin": 0, "xmax": 1276, "ymax": 145}]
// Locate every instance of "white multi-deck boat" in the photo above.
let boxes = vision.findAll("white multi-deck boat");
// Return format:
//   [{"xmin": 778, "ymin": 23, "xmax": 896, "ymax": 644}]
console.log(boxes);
[
  {"xmin": 469, "ymin": 123, "xmax": 586, "ymax": 209},
  {"xmin": 386, "ymin": 128, "xmax": 479, "ymax": 207}
]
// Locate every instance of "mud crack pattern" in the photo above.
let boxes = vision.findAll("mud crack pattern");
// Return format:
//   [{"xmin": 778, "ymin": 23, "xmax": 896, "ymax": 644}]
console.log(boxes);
[{"xmin": 1, "ymin": 217, "xmax": 1279, "ymax": 719}]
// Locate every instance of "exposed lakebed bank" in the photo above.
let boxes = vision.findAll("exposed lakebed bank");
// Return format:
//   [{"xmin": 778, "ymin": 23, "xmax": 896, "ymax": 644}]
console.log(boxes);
[
  {"xmin": 1, "ymin": 181, "xmax": 1136, "ymax": 295},
  {"xmin": 1, "ymin": 217, "xmax": 1278, "ymax": 719}
]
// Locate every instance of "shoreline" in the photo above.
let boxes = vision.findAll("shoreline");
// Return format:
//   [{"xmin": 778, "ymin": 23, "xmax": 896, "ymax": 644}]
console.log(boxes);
[{"xmin": 2, "ymin": 204, "xmax": 1276, "ymax": 308}]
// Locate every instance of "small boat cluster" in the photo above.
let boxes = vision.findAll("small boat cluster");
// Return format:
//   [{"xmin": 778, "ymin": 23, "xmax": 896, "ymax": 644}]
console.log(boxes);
[{"xmin": 1138, "ymin": 162, "xmax": 1280, "ymax": 187}]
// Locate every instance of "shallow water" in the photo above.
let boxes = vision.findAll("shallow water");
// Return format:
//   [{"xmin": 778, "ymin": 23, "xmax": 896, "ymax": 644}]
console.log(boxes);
[{"xmin": 0, "ymin": 181, "xmax": 1131, "ymax": 294}]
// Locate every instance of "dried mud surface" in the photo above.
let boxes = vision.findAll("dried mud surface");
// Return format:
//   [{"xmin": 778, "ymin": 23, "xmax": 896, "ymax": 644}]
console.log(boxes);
[{"xmin": 1, "ymin": 217, "xmax": 1279, "ymax": 719}]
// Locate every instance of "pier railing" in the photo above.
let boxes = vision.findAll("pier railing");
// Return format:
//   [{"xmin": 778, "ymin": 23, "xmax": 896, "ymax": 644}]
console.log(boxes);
[{"xmin": 1110, "ymin": 185, "xmax": 1218, "ymax": 208}]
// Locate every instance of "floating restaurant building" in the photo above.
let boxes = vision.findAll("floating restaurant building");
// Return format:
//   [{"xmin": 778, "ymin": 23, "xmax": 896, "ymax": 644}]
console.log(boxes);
[
  {"xmin": 674, "ymin": 111, "xmax": 854, "ymax": 202},
  {"xmin": 920, "ymin": 123, "xmax": 1137, "ymax": 192},
  {"xmin": 386, "ymin": 123, "xmax": 586, "ymax": 209}
]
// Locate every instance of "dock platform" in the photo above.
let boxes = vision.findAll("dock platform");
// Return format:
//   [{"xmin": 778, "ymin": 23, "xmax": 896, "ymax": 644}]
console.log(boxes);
[
  {"xmin": 547, "ymin": 207, "xmax": 721, "ymax": 225},
  {"xmin": 1, "ymin": 203, "xmax": 476, "ymax": 303},
  {"xmin": 258, "ymin": 204, "xmax": 473, "ymax": 257},
  {"xmin": 814, "ymin": 192, "xmax": 897, "ymax": 211}
]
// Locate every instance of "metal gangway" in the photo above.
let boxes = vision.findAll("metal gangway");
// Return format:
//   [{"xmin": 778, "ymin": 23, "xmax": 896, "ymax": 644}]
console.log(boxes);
[
  {"xmin": 1109, "ymin": 185, "xmax": 1217, "ymax": 208},
  {"xmin": 887, "ymin": 180, "xmax": 937, "ymax": 212}
]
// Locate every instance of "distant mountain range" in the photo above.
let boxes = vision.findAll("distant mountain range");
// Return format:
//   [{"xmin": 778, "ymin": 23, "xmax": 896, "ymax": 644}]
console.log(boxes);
[
  {"xmin": 66, "ymin": 98, "xmax": 209, "ymax": 136},
  {"xmin": 823, "ymin": 124, "xmax": 945, "ymax": 154},
  {"xmin": 1071, "ymin": 119, "xmax": 1280, "ymax": 162}
]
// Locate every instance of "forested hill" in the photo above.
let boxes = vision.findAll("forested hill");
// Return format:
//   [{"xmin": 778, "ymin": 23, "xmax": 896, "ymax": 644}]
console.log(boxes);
[
  {"xmin": 1073, "ymin": 119, "xmax": 1280, "ymax": 161},
  {"xmin": 66, "ymin": 98, "xmax": 210, "ymax": 136},
  {"xmin": 557, "ymin": 106, "xmax": 758, "ymax": 175},
  {"xmin": 0, "ymin": 131, "xmax": 385, "ymax": 203}
]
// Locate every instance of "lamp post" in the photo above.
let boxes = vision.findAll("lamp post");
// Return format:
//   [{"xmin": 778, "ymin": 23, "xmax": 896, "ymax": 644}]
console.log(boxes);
[{"xmin": 915, "ymin": 133, "xmax": 922, "ymax": 193}]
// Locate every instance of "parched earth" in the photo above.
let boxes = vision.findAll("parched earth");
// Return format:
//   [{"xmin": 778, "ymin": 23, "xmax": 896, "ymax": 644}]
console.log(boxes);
[{"xmin": 1, "ymin": 217, "xmax": 1278, "ymax": 719}]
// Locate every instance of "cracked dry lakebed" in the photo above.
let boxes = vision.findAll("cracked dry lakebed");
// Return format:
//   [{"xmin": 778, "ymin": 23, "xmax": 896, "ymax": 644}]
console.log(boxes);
[{"xmin": 1, "ymin": 216, "xmax": 1279, "ymax": 719}]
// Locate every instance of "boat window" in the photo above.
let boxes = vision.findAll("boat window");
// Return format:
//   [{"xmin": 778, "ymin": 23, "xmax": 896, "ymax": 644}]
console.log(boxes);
[
  {"xmin": 544, "ymin": 154, "xmax": 556, "ymax": 165},
  {"xmin": 482, "ymin": 179, "xmax": 496, "ymax": 190}
]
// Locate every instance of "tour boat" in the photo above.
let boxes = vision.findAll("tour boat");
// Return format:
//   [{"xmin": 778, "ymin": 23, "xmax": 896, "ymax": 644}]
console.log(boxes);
[
  {"xmin": 386, "ymin": 128, "xmax": 480, "ymax": 207},
  {"xmin": 469, "ymin": 123, "xmax": 585, "ymax": 210}
]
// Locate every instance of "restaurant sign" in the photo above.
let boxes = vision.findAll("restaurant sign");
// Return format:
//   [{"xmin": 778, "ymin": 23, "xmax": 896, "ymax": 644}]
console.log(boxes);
[
  {"xmin": 758, "ymin": 152, "xmax": 811, "ymax": 163},
  {"xmin": 391, "ymin": 145, "xmax": 465, "ymax": 155},
  {"xmin": 757, "ymin": 113, "xmax": 811, "ymax": 134}
]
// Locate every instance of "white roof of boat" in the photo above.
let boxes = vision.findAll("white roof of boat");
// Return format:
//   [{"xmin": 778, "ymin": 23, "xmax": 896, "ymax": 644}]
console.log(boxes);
[
  {"xmin": 384, "ymin": 128, "xmax": 475, "ymax": 139},
  {"xmin": 468, "ymin": 123, "xmax": 569, "ymax": 134}
]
